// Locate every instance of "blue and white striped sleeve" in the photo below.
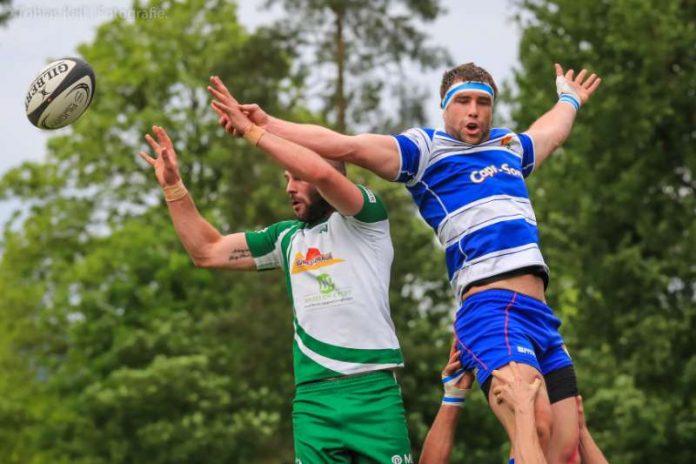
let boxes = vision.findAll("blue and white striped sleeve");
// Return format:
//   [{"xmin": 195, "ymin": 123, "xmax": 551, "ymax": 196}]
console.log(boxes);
[
  {"xmin": 518, "ymin": 132, "xmax": 536, "ymax": 178},
  {"xmin": 391, "ymin": 128, "xmax": 434, "ymax": 184}
]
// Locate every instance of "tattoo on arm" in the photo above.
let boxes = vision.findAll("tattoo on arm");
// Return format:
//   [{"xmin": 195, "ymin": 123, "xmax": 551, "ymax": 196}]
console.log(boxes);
[{"xmin": 228, "ymin": 248, "xmax": 251, "ymax": 261}]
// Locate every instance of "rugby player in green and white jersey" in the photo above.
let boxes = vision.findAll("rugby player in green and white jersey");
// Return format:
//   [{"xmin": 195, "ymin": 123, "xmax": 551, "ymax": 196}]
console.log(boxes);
[{"xmin": 138, "ymin": 102, "xmax": 412, "ymax": 462}]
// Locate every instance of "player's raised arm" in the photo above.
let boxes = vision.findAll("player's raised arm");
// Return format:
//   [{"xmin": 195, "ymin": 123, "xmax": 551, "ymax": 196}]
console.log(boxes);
[
  {"xmin": 208, "ymin": 76, "xmax": 401, "ymax": 180},
  {"xmin": 524, "ymin": 64, "xmax": 601, "ymax": 169},
  {"xmin": 419, "ymin": 341, "xmax": 473, "ymax": 464},
  {"xmin": 139, "ymin": 126, "xmax": 255, "ymax": 271},
  {"xmin": 210, "ymin": 98, "xmax": 367, "ymax": 217}
]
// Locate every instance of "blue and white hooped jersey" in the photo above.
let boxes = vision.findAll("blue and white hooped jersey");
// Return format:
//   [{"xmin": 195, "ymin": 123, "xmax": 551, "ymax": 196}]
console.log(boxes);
[{"xmin": 392, "ymin": 127, "xmax": 548, "ymax": 299}]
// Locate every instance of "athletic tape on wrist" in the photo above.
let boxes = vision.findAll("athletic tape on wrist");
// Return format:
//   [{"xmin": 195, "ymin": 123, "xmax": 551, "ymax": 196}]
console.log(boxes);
[
  {"xmin": 442, "ymin": 369, "xmax": 471, "ymax": 407},
  {"xmin": 162, "ymin": 179, "xmax": 188, "ymax": 202},
  {"xmin": 555, "ymin": 75, "xmax": 581, "ymax": 111},
  {"xmin": 243, "ymin": 124, "xmax": 266, "ymax": 146}
]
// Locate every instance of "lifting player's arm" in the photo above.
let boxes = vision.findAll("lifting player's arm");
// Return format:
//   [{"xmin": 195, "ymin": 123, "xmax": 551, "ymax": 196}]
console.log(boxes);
[
  {"xmin": 207, "ymin": 76, "xmax": 401, "ymax": 181},
  {"xmin": 139, "ymin": 126, "xmax": 256, "ymax": 271},
  {"xmin": 419, "ymin": 341, "xmax": 473, "ymax": 464},
  {"xmin": 577, "ymin": 396, "xmax": 609, "ymax": 464},
  {"xmin": 524, "ymin": 64, "xmax": 602, "ymax": 170},
  {"xmin": 492, "ymin": 363, "xmax": 547, "ymax": 464},
  {"xmin": 209, "ymin": 97, "xmax": 365, "ymax": 217}
]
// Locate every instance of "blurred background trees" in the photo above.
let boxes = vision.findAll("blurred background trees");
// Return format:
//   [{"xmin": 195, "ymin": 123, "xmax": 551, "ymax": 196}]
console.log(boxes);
[
  {"xmin": 0, "ymin": 0, "xmax": 693, "ymax": 462},
  {"xmin": 513, "ymin": 0, "xmax": 696, "ymax": 461}
]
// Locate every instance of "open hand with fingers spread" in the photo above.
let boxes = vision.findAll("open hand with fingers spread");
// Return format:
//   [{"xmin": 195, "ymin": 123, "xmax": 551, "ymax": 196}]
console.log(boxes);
[
  {"xmin": 491, "ymin": 361, "xmax": 542, "ymax": 413},
  {"xmin": 554, "ymin": 63, "xmax": 601, "ymax": 107},
  {"xmin": 139, "ymin": 126, "xmax": 181, "ymax": 188}
]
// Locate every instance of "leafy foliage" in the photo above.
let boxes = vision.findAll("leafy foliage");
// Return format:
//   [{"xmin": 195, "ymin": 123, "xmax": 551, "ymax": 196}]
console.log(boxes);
[
  {"xmin": 3, "ymin": 0, "xmax": 693, "ymax": 462},
  {"xmin": 0, "ymin": 0, "xmax": 10, "ymax": 25},
  {"xmin": 0, "ymin": 0, "xmax": 301, "ymax": 461},
  {"xmin": 513, "ymin": 0, "xmax": 696, "ymax": 461},
  {"xmin": 265, "ymin": 0, "xmax": 451, "ymax": 131},
  {"xmin": 0, "ymin": 0, "xmax": 458, "ymax": 462}
]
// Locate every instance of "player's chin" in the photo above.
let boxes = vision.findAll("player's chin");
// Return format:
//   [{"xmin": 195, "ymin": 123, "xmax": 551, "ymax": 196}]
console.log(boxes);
[
  {"xmin": 463, "ymin": 129, "xmax": 488, "ymax": 145},
  {"xmin": 292, "ymin": 203, "xmax": 307, "ymax": 220},
  {"xmin": 462, "ymin": 134, "xmax": 483, "ymax": 145}
]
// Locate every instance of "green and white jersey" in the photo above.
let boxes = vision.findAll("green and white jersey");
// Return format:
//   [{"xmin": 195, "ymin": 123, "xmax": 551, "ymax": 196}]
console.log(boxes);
[{"xmin": 245, "ymin": 185, "xmax": 404, "ymax": 385}]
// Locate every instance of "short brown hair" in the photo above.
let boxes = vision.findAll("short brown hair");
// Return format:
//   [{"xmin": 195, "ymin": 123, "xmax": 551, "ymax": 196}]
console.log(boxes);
[{"xmin": 440, "ymin": 63, "xmax": 498, "ymax": 100}]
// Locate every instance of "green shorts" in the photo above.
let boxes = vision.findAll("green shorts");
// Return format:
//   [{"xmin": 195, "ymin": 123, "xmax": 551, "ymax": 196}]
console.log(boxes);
[{"xmin": 293, "ymin": 370, "xmax": 412, "ymax": 464}]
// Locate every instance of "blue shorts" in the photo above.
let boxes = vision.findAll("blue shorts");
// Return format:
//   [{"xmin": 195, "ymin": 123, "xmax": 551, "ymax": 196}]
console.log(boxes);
[{"xmin": 454, "ymin": 289, "xmax": 573, "ymax": 386}]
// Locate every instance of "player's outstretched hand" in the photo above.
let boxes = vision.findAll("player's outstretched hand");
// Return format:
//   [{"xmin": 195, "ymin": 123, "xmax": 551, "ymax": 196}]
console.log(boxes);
[
  {"xmin": 491, "ymin": 361, "xmax": 542, "ymax": 413},
  {"xmin": 139, "ymin": 125, "xmax": 181, "ymax": 188},
  {"xmin": 207, "ymin": 76, "xmax": 242, "ymax": 135},
  {"xmin": 207, "ymin": 76, "xmax": 271, "ymax": 134},
  {"xmin": 238, "ymin": 103, "xmax": 270, "ymax": 128},
  {"xmin": 555, "ymin": 63, "xmax": 602, "ymax": 105},
  {"xmin": 441, "ymin": 339, "xmax": 474, "ymax": 407},
  {"xmin": 210, "ymin": 98, "xmax": 254, "ymax": 137}
]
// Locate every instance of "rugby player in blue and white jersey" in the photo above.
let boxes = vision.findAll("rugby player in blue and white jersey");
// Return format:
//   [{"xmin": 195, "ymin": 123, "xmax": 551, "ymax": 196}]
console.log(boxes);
[{"xmin": 211, "ymin": 63, "xmax": 601, "ymax": 463}]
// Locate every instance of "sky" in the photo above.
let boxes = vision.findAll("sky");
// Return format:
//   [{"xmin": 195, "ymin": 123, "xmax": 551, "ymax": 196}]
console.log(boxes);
[{"xmin": 0, "ymin": 0, "xmax": 521, "ymax": 226}]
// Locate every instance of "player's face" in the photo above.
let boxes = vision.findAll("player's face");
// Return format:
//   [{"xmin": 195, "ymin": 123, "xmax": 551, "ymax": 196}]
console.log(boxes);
[
  {"xmin": 284, "ymin": 171, "xmax": 332, "ymax": 222},
  {"xmin": 442, "ymin": 88, "xmax": 493, "ymax": 145}
]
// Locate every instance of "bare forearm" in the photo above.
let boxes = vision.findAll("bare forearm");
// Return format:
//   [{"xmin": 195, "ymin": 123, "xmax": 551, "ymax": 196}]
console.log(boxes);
[
  {"xmin": 579, "ymin": 428, "xmax": 608, "ymax": 464},
  {"xmin": 166, "ymin": 194, "xmax": 222, "ymax": 265},
  {"xmin": 257, "ymin": 131, "xmax": 333, "ymax": 185},
  {"xmin": 419, "ymin": 407, "xmax": 460, "ymax": 464},
  {"xmin": 513, "ymin": 406, "xmax": 547, "ymax": 464},
  {"xmin": 526, "ymin": 103, "xmax": 578, "ymax": 165},
  {"xmin": 266, "ymin": 117, "xmax": 352, "ymax": 160},
  {"xmin": 264, "ymin": 116, "xmax": 400, "ymax": 180}
]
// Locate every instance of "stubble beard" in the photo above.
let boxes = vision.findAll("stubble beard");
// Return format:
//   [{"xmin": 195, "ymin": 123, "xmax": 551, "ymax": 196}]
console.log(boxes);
[{"xmin": 295, "ymin": 190, "xmax": 332, "ymax": 223}]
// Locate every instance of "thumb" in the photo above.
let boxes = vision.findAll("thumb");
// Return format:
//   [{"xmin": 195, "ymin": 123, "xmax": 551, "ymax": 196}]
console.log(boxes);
[{"xmin": 530, "ymin": 377, "xmax": 542, "ymax": 393}]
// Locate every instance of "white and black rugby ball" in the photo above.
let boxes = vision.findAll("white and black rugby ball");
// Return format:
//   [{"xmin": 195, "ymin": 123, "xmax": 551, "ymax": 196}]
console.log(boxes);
[{"xmin": 25, "ymin": 57, "xmax": 96, "ymax": 130}]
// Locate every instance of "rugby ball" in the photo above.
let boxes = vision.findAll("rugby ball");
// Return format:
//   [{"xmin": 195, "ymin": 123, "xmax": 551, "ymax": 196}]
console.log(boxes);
[{"xmin": 25, "ymin": 57, "xmax": 96, "ymax": 130}]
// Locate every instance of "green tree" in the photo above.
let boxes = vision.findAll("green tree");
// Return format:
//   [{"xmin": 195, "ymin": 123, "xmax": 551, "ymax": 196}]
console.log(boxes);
[
  {"xmin": 266, "ymin": 0, "xmax": 451, "ymax": 132},
  {"xmin": 0, "ymin": 0, "xmax": 469, "ymax": 462},
  {"xmin": 513, "ymin": 0, "xmax": 696, "ymax": 462},
  {"xmin": 0, "ymin": 0, "xmax": 301, "ymax": 461},
  {"xmin": 0, "ymin": 0, "xmax": 11, "ymax": 25}
]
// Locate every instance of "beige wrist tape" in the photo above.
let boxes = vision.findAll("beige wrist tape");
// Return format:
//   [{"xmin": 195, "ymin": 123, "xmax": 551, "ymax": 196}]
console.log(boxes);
[
  {"xmin": 162, "ymin": 179, "xmax": 188, "ymax": 202},
  {"xmin": 243, "ymin": 124, "xmax": 266, "ymax": 146}
]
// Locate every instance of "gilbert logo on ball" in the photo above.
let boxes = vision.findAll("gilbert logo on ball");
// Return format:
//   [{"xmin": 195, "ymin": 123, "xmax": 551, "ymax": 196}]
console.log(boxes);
[{"xmin": 25, "ymin": 57, "xmax": 96, "ymax": 130}]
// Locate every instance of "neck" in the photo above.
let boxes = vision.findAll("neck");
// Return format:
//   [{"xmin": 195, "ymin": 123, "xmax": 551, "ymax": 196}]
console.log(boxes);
[{"xmin": 305, "ymin": 209, "xmax": 334, "ymax": 227}]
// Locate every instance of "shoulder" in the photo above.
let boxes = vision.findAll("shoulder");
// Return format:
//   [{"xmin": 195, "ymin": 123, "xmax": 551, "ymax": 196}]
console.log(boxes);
[
  {"xmin": 265, "ymin": 219, "xmax": 303, "ymax": 237},
  {"xmin": 333, "ymin": 185, "xmax": 390, "ymax": 238},
  {"xmin": 350, "ymin": 184, "xmax": 388, "ymax": 224},
  {"xmin": 489, "ymin": 127, "xmax": 514, "ymax": 140},
  {"xmin": 246, "ymin": 219, "xmax": 303, "ymax": 245},
  {"xmin": 485, "ymin": 128, "xmax": 532, "ymax": 157},
  {"xmin": 395, "ymin": 127, "xmax": 437, "ymax": 143},
  {"xmin": 400, "ymin": 127, "xmax": 436, "ymax": 137}
]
